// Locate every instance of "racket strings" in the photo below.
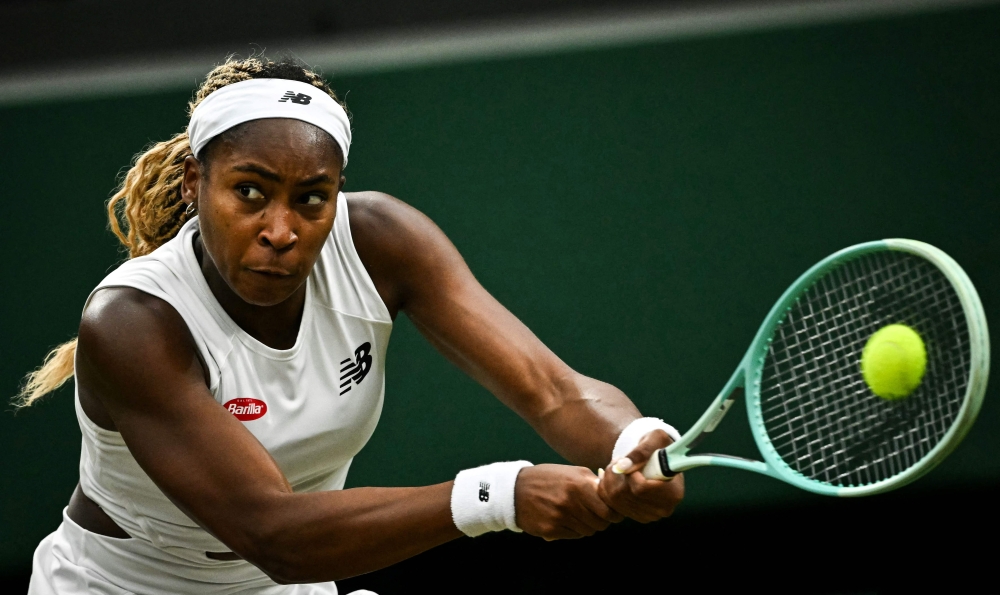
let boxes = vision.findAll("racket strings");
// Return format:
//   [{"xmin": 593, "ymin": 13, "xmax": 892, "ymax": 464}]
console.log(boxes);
[{"xmin": 758, "ymin": 251, "xmax": 970, "ymax": 487}]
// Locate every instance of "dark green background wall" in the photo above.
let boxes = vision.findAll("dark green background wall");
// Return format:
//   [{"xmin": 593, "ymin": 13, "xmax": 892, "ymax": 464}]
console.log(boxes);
[{"xmin": 1, "ymin": 4, "xmax": 997, "ymax": 573}]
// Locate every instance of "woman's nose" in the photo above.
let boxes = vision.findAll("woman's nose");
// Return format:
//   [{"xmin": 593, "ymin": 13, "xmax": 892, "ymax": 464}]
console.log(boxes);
[{"xmin": 258, "ymin": 206, "xmax": 298, "ymax": 251}]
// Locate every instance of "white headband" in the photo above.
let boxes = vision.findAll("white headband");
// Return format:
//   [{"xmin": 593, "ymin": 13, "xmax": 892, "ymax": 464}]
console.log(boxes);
[{"xmin": 188, "ymin": 78, "xmax": 351, "ymax": 167}]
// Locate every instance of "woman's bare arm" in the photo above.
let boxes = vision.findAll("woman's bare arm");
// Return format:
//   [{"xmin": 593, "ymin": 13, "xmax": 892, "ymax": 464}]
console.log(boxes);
[
  {"xmin": 348, "ymin": 192, "xmax": 684, "ymax": 523},
  {"xmin": 77, "ymin": 288, "xmax": 461, "ymax": 583},
  {"xmin": 77, "ymin": 285, "xmax": 615, "ymax": 582},
  {"xmin": 348, "ymin": 192, "xmax": 642, "ymax": 469}
]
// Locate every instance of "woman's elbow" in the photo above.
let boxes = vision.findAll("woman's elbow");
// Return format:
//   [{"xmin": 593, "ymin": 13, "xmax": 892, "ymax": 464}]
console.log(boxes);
[
  {"xmin": 217, "ymin": 521, "xmax": 303, "ymax": 584},
  {"xmin": 257, "ymin": 555, "xmax": 353, "ymax": 585},
  {"xmin": 241, "ymin": 529, "xmax": 352, "ymax": 585}
]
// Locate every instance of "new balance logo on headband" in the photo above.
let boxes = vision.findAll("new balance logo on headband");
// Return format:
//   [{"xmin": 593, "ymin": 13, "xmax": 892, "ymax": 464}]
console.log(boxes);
[
  {"xmin": 279, "ymin": 91, "xmax": 312, "ymax": 105},
  {"xmin": 478, "ymin": 482, "xmax": 490, "ymax": 502}
]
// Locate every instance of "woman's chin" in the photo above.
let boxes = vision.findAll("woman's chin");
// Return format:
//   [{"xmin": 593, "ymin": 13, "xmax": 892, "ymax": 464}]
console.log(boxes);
[{"xmin": 235, "ymin": 275, "xmax": 303, "ymax": 307}]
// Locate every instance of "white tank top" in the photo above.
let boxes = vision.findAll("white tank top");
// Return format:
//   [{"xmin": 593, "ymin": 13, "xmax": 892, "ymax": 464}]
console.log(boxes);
[{"xmin": 76, "ymin": 192, "xmax": 393, "ymax": 557}]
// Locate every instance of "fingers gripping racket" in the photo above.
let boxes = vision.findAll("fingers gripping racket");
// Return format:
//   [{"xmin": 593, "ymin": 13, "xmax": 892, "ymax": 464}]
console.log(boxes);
[{"xmin": 642, "ymin": 240, "xmax": 990, "ymax": 496}]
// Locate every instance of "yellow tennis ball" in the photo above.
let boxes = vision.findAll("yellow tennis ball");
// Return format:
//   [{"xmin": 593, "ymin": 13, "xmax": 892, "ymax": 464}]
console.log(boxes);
[{"xmin": 860, "ymin": 324, "xmax": 927, "ymax": 400}]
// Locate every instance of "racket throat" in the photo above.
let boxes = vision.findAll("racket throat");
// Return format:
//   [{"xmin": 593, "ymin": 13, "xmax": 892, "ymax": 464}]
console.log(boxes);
[
  {"xmin": 644, "ymin": 383, "xmax": 748, "ymax": 479},
  {"xmin": 685, "ymin": 388, "xmax": 741, "ymax": 451},
  {"xmin": 654, "ymin": 449, "xmax": 743, "ymax": 476}
]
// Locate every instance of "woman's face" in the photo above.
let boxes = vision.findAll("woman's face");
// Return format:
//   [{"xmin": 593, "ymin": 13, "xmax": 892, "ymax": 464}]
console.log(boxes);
[{"xmin": 181, "ymin": 118, "xmax": 345, "ymax": 307}]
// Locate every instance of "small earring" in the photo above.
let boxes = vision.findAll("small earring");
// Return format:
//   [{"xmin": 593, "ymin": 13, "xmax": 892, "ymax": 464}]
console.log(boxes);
[{"xmin": 184, "ymin": 202, "xmax": 198, "ymax": 216}]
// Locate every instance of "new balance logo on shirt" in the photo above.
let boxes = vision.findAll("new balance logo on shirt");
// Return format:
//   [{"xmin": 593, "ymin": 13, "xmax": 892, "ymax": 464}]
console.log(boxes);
[
  {"xmin": 339, "ymin": 342, "xmax": 373, "ymax": 395},
  {"xmin": 279, "ymin": 91, "xmax": 312, "ymax": 105}
]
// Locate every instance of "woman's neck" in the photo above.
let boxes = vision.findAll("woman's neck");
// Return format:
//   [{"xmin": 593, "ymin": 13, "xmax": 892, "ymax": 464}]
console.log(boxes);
[{"xmin": 193, "ymin": 233, "xmax": 306, "ymax": 350}]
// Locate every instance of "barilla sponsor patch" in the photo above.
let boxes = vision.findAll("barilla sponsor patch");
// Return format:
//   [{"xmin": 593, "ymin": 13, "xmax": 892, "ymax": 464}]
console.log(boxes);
[{"xmin": 223, "ymin": 398, "xmax": 267, "ymax": 421}]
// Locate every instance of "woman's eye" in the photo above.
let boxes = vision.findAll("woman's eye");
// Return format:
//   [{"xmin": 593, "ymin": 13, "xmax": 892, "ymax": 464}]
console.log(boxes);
[
  {"xmin": 303, "ymin": 194, "xmax": 325, "ymax": 206},
  {"xmin": 238, "ymin": 186, "xmax": 264, "ymax": 200}
]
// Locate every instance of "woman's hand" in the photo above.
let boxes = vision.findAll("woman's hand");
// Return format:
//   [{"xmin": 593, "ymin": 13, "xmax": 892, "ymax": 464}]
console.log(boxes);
[
  {"xmin": 597, "ymin": 430, "xmax": 685, "ymax": 523},
  {"xmin": 514, "ymin": 464, "xmax": 624, "ymax": 540}
]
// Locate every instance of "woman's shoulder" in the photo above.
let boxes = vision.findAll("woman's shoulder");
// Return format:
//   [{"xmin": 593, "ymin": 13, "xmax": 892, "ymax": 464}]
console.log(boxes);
[
  {"xmin": 343, "ymin": 191, "xmax": 448, "ymax": 261},
  {"xmin": 341, "ymin": 191, "xmax": 447, "ymax": 317},
  {"xmin": 84, "ymin": 225, "xmax": 225, "ymax": 371},
  {"xmin": 80, "ymin": 286, "xmax": 199, "ymax": 374},
  {"xmin": 344, "ymin": 190, "xmax": 413, "ymax": 233},
  {"xmin": 83, "ymin": 285, "xmax": 186, "ymax": 331}
]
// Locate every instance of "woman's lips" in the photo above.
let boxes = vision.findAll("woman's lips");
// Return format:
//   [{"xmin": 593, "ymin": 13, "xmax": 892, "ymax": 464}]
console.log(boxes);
[{"xmin": 248, "ymin": 267, "xmax": 294, "ymax": 277}]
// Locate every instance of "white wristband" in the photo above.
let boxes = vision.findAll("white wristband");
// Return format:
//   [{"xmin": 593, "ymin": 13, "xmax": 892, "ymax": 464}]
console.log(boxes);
[
  {"xmin": 612, "ymin": 417, "xmax": 681, "ymax": 461},
  {"xmin": 450, "ymin": 461, "xmax": 533, "ymax": 537}
]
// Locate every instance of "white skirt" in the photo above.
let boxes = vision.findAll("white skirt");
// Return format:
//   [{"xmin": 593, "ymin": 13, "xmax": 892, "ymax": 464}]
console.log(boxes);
[{"xmin": 28, "ymin": 508, "xmax": 341, "ymax": 595}]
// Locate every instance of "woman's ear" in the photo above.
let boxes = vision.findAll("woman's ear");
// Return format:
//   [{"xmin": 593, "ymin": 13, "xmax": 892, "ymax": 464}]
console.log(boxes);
[{"xmin": 181, "ymin": 155, "xmax": 202, "ymax": 205}]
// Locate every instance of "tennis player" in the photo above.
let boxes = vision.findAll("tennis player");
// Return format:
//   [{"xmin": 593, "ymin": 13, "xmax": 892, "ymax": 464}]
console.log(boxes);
[{"xmin": 22, "ymin": 57, "xmax": 684, "ymax": 594}]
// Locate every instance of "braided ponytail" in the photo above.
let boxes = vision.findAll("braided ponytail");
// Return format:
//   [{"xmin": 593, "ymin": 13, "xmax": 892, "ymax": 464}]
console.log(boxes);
[{"xmin": 16, "ymin": 56, "xmax": 345, "ymax": 408}]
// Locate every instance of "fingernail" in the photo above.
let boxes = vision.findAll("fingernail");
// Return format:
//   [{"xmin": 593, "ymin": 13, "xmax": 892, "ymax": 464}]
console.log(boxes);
[
  {"xmin": 597, "ymin": 468, "xmax": 605, "ymax": 480},
  {"xmin": 612, "ymin": 457, "xmax": 633, "ymax": 474}
]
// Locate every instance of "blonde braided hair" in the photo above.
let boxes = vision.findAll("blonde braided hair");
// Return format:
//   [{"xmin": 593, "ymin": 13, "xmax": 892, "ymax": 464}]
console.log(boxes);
[{"xmin": 16, "ymin": 56, "xmax": 344, "ymax": 408}]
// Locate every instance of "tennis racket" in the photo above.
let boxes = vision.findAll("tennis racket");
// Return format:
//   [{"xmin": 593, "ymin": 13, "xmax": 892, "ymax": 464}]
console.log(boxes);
[{"xmin": 642, "ymin": 239, "xmax": 990, "ymax": 496}]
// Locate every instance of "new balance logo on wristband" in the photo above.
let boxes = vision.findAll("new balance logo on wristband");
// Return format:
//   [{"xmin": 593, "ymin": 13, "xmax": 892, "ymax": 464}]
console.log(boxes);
[
  {"xmin": 278, "ymin": 91, "xmax": 312, "ymax": 105},
  {"xmin": 478, "ymin": 482, "xmax": 490, "ymax": 502},
  {"xmin": 339, "ymin": 342, "xmax": 373, "ymax": 395}
]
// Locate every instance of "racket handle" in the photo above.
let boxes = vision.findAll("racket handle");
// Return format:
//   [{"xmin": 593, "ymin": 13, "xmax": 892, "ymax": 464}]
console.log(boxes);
[{"xmin": 642, "ymin": 448, "xmax": 677, "ymax": 480}]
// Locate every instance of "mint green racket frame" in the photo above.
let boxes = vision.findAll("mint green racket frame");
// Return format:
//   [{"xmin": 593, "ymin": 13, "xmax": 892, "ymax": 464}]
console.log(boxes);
[{"xmin": 642, "ymin": 239, "xmax": 990, "ymax": 496}]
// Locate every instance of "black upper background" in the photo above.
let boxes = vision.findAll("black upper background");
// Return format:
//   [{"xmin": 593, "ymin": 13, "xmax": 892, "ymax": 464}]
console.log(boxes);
[{"xmin": 1, "ymin": 0, "xmax": 791, "ymax": 76}]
